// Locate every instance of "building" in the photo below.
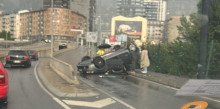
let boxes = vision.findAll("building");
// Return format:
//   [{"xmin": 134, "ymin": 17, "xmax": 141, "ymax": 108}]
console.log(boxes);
[
  {"xmin": 116, "ymin": 0, "xmax": 167, "ymax": 43},
  {"xmin": 70, "ymin": 0, "xmax": 96, "ymax": 32},
  {"xmin": 32, "ymin": 0, "xmax": 95, "ymax": 32},
  {"xmin": 0, "ymin": 13, "xmax": 19, "ymax": 39},
  {"xmin": 43, "ymin": 0, "xmax": 70, "ymax": 9},
  {"xmin": 20, "ymin": 8, "xmax": 86, "ymax": 40},
  {"xmin": 20, "ymin": 10, "xmax": 44, "ymax": 40}
]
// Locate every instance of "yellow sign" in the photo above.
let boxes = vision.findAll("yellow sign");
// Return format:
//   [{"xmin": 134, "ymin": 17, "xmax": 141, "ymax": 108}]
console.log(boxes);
[{"xmin": 181, "ymin": 101, "xmax": 208, "ymax": 109}]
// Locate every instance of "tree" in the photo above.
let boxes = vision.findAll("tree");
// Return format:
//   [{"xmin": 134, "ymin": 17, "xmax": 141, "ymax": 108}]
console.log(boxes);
[
  {"xmin": 0, "ymin": 30, "xmax": 12, "ymax": 40},
  {"xmin": 177, "ymin": 13, "xmax": 200, "ymax": 44},
  {"xmin": 178, "ymin": 0, "xmax": 220, "ymax": 43}
]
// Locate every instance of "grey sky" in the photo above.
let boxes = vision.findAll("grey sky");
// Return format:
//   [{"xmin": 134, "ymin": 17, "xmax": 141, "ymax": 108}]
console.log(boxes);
[{"xmin": 0, "ymin": 0, "xmax": 199, "ymax": 16}]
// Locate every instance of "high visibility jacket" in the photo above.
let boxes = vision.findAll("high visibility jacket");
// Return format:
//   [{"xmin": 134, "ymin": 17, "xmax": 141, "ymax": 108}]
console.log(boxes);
[{"xmin": 97, "ymin": 49, "xmax": 105, "ymax": 55}]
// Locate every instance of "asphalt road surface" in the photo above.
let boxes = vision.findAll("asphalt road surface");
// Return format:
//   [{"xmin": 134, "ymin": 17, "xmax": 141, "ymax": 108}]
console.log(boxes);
[
  {"xmin": 0, "ymin": 61, "xmax": 64, "ymax": 109},
  {"xmin": 57, "ymin": 46, "xmax": 220, "ymax": 109}
]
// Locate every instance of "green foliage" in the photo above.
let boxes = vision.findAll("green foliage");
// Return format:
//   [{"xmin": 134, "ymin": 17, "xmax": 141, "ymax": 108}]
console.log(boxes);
[
  {"xmin": 147, "ymin": 41, "xmax": 198, "ymax": 78},
  {"xmin": 0, "ymin": 30, "xmax": 13, "ymax": 40},
  {"xmin": 177, "ymin": 13, "xmax": 200, "ymax": 43},
  {"xmin": 209, "ymin": 41, "xmax": 220, "ymax": 78}
]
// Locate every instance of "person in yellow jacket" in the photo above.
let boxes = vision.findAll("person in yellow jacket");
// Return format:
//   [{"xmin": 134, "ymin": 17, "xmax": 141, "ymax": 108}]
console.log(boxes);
[{"xmin": 97, "ymin": 48, "xmax": 105, "ymax": 55}]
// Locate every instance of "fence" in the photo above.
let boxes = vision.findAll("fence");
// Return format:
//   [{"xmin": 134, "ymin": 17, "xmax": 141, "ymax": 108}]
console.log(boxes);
[{"xmin": 146, "ymin": 40, "xmax": 220, "ymax": 79}]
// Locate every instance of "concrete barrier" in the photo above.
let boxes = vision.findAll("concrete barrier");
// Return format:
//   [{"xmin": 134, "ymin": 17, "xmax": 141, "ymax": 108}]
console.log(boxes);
[{"xmin": 49, "ymin": 45, "xmax": 79, "ymax": 85}]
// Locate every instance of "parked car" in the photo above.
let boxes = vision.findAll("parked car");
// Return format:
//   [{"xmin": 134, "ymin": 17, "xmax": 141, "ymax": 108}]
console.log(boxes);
[
  {"xmin": 27, "ymin": 50, "xmax": 38, "ymax": 60},
  {"xmin": 5, "ymin": 50, "xmax": 31, "ymax": 68},
  {"xmin": 77, "ymin": 44, "xmax": 139, "ymax": 75},
  {"xmin": 58, "ymin": 40, "xmax": 68, "ymax": 50},
  {"xmin": 0, "ymin": 61, "xmax": 8, "ymax": 103}
]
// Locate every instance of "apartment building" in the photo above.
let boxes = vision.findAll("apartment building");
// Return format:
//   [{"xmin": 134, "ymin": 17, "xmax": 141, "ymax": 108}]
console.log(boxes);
[
  {"xmin": 20, "ymin": 8, "xmax": 86, "ymax": 40},
  {"xmin": 70, "ymin": 0, "xmax": 96, "ymax": 32},
  {"xmin": 43, "ymin": 0, "xmax": 70, "ymax": 9},
  {"xmin": 20, "ymin": 10, "xmax": 44, "ymax": 40},
  {"xmin": 116, "ymin": 0, "xmax": 167, "ymax": 43},
  {"xmin": 0, "ymin": 13, "xmax": 18, "ymax": 39}
]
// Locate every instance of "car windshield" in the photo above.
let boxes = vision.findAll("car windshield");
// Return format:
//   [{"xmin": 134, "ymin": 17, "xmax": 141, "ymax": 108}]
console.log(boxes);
[
  {"xmin": 28, "ymin": 50, "xmax": 35, "ymax": 54},
  {"xmin": 0, "ymin": 0, "xmax": 219, "ymax": 109},
  {"xmin": 8, "ymin": 50, "xmax": 27, "ymax": 56}
]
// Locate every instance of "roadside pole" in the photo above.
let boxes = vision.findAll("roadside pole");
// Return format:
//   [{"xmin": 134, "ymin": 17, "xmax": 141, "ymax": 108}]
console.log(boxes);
[
  {"xmin": 197, "ymin": 0, "xmax": 210, "ymax": 79},
  {"xmin": 5, "ymin": 31, "xmax": 7, "ymax": 48},
  {"xmin": 50, "ymin": 0, "xmax": 54, "ymax": 56}
]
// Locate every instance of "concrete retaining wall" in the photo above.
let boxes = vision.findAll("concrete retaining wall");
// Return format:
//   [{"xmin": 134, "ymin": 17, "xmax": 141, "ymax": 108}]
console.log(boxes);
[{"xmin": 50, "ymin": 45, "xmax": 79, "ymax": 85}]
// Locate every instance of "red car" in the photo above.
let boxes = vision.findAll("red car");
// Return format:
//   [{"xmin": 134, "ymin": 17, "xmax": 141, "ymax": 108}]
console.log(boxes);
[{"xmin": 0, "ymin": 61, "xmax": 8, "ymax": 103}]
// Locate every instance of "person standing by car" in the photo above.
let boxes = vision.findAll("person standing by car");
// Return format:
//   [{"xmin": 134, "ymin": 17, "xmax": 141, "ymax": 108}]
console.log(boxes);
[
  {"xmin": 140, "ymin": 46, "xmax": 150, "ymax": 73},
  {"xmin": 97, "ymin": 48, "xmax": 105, "ymax": 55}
]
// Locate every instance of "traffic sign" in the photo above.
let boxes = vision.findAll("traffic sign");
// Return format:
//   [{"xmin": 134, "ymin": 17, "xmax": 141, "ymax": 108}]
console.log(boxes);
[{"xmin": 86, "ymin": 32, "xmax": 98, "ymax": 42}]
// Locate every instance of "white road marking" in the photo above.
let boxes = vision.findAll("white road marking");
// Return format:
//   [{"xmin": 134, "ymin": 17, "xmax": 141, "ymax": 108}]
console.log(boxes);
[
  {"xmin": 63, "ymin": 98, "xmax": 116, "ymax": 108},
  {"xmin": 78, "ymin": 77, "xmax": 136, "ymax": 109},
  {"xmin": 34, "ymin": 62, "xmax": 71, "ymax": 109}
]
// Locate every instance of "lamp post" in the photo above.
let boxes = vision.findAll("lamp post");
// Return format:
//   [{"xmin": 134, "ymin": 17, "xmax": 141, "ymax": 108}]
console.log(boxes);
[
  {"xmin": 5, "ymin": 31, "xmax": 7, "ymax": 48},
  {"xmin": 51, "ymin": 0, "xmax": 54, "ymax": 56}
]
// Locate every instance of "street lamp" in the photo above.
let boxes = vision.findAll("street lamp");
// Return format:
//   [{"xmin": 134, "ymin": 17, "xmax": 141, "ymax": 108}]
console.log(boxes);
[
  {"xmin": 5, "ymin": 31, "xmax": 7, "ymax": 48},
  {"xmin": 51, "ymin": 0, "xmax": 54, "ymax": 56}
]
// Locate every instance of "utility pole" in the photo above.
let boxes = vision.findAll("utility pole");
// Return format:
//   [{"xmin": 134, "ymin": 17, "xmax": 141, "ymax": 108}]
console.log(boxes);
[
  {"xmin": 197, "ymin": 0, "xmax": 210, "ymax": 79},
  {"xmin": 5, "ymin": 31, "xmax": 7, "ymax": 48},
  {"xmin": 51, "ymin": 0, "xmax": 54, "ymax": 56}
]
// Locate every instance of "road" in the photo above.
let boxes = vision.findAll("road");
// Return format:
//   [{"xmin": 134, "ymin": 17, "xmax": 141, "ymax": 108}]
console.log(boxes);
[
  {"xmin": 57, "ymin": 46, "xmax": 220, "ymax": 109},
  {"xmin": 1, "ymin": 46, "xmax": 219, "ymax": 109},
  {"xmin": 0, "ymin": 61, "xmax": 64, "ymax": 109}
]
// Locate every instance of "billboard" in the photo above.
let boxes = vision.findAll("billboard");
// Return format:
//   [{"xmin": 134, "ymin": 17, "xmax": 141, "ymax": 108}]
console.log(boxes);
[
  {"xmin": 115, "ymin": 21, "xmax": 142, "ymax": 36},
  {"xmin": 111, "ymin": 16, "xmax": 147, "ymax": 42}
]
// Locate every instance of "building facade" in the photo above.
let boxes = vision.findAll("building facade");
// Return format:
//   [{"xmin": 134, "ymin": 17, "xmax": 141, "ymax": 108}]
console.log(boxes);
[
  {"xmin": 0, "ymin": 13, "xmax": 18, "ymax": 39},
  {"xmin": 116, "ymin": 0, "xmax": 167, "ymax": 43},
  {"xmin": 70, "ymin": 0, "xmax": 96, "ymax": 32},
  {"xmin": 20, "ymin": 8, "xmax": 86, "ymax": 40},
  {"xmin": 43, "ymin": 0, "xmax": 70, "ymax": 9}
]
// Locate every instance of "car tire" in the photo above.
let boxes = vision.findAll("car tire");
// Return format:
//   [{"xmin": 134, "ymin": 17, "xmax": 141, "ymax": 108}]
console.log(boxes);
[
  {"xmin": 93, "ymin": 56, "xmax": 105, "ymax": 69},
  {"xmin": 81, "ymin": 56, "xmax": 91, "ymax": 61}
]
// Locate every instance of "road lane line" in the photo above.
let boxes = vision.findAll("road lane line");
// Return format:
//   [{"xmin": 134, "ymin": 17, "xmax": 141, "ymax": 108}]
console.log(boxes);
[
  {"xmin": 34, "ymin": 62, "xmax": 71, "ymax": 109},
  {"xmin": 78, "ymin": 76, "xmax": 136, "ymax": 109},
  {"xmin": 63, "ymin": 98, "xmax": 116, "ymax": 108}
]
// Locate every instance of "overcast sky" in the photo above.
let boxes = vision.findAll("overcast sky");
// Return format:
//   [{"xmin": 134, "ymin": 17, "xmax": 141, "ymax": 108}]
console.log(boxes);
[{"xmin": 0, "ymin": 0, "xmax": 199, "ymax": 16}]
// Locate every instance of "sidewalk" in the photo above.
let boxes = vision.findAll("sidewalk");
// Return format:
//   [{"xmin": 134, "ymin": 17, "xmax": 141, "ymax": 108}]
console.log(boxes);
[
  {"xmin": 128, "ymin": 69, "xmax": 189, "ymax": 89},
  {"xmin": 37, "ymin": 59, "xmax": 99, "ymax": 97}
]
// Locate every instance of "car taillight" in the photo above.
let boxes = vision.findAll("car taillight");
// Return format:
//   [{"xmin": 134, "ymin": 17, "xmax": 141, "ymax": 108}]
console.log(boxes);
[
  {"xmin": 6, "ymin": 56, "xmax": 10, "ymax": 59},
  {"xmin": 32, "ymin": 53, "xmax": 36, "ymax": 55},
  {"xmin": 24, "ymin": 56, "xmax": 29, "ymax": 60},
  {"xmin": 0, "ymin": 74, "xmax": 5, "ymax": 85}
]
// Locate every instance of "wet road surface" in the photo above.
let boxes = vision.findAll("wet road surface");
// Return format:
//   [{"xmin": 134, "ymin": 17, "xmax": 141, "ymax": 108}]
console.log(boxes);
[
  {"xmin": 0, "ymin": 61, "xmax": 64, "ymax": 109},
  {"xmin": 57, "ymin": 46, "xmax": 220, "ymax": 109}
]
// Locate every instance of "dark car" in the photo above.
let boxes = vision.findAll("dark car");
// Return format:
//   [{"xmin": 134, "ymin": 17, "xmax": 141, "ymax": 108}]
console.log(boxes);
[
  {"xmin": 77, "ymin": 44, "xmax": 139, "ymax": 75},
  {"xmin": 5, "ymin": 50, "xmax": 31, "ymax": 68},
  {"xmin": 0, "ymin": 61, "xmax": 8, "ymax": 104},
  {"xmin": 27, "ymin": 50, "xmax": 38, "ymax": 60}
]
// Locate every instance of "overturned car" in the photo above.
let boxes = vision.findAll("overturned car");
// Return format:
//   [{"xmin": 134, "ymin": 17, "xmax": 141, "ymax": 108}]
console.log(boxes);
[{"xmin": 77, "ymin": 44, "xmax": 139, "ymax": 75}]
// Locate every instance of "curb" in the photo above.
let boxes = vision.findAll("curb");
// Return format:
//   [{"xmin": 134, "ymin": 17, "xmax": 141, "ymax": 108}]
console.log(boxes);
[{"xmin": 37, "ymin": 60, "xmax": 99, "ymax": 98}]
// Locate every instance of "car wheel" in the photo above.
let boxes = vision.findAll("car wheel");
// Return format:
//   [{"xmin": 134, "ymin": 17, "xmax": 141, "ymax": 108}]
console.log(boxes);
[
  {"xmin": 81, "ymin": 56, "xmax": 91, "ymax": 61},
  {"xmin": 93, "ymin": 56, "xmax": 105, "ymax": 69}
]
